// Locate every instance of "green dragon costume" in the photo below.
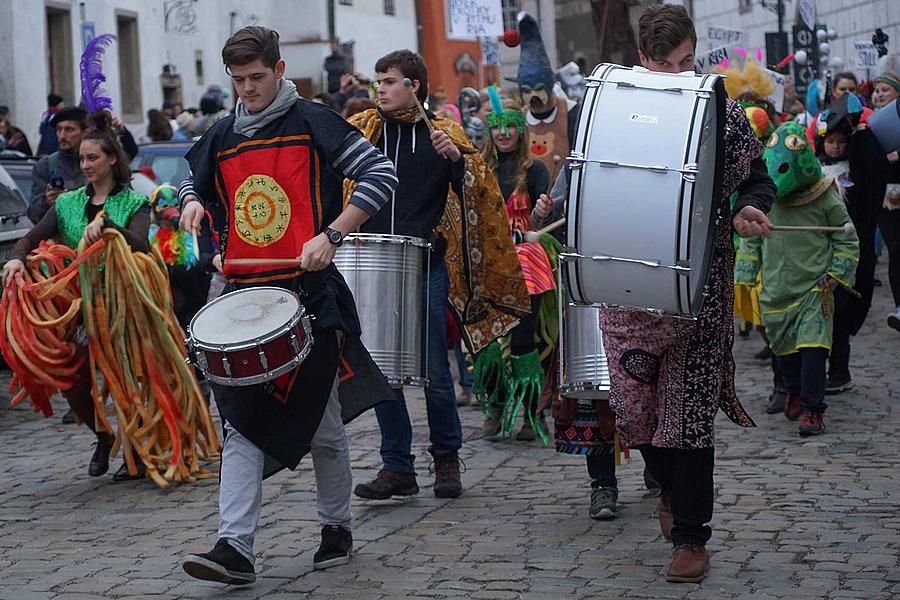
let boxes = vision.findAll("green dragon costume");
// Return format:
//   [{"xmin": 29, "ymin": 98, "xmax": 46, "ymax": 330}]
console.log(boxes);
[{"xmin": 735, "ymin": 122, "xmax": 859, "ymax": 355}]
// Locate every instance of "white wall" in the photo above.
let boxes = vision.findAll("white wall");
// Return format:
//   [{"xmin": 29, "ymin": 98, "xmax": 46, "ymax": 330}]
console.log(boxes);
[
  {"xmin": 690, "ymin": 0, "xmax": 900, "ymax": 82},
  {"xmin": 335, "ymin": 0, "xmax": 418, "ymax": 78}
]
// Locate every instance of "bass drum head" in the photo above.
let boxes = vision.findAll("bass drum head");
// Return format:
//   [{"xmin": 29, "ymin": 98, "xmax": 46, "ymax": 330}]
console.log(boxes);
[{"xmin": 190, "ymin": 287, "xmax": 300, "ymax": 346}]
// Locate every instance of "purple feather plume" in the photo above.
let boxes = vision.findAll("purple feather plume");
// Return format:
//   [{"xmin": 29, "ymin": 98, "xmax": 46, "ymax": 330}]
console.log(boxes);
[{"xmin": 80, "ymin": 33, "xmax": 116, "ymax": 113}]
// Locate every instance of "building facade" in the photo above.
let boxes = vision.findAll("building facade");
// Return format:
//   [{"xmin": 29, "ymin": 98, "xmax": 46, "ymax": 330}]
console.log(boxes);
[{"xmin": 0, "ymin": 0, "xmax": 417, "ymax": 150}]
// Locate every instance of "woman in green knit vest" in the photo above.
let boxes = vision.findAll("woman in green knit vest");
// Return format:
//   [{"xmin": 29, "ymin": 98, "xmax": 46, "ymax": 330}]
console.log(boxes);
[{"xmin": 2, "ymin": 111, "xmax": 151, "ymax": 481}]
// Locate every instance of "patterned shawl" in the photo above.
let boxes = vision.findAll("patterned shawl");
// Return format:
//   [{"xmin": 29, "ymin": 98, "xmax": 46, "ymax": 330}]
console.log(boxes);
[{"xmin": 343, "ymin": 108, "xmax": 530, "ymax": 353}]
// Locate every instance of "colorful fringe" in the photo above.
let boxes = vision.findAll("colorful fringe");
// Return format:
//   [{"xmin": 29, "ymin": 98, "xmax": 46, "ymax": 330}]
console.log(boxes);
[{"xmin": 149, "ymin": 225, "xmax": 197, "ymax": 269}]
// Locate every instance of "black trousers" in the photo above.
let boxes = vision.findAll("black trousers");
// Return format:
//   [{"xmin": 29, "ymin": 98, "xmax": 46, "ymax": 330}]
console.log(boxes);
[
  {"xmin": 637, "ymin": 445, "xmax": 715, "ymax": 547},
  {"xmin": 880, "ymin": 208, "xmax": 900, "ymax": 307}
]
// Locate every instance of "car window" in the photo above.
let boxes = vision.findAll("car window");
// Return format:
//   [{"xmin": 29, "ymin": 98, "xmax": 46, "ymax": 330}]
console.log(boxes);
[
  {"xmin": 148, "ymin": 155, "xmax": 190, "ymax": 186},
  {"xmin": 10, "ymin": 172, "xmax": 31, "ymax": 201}
]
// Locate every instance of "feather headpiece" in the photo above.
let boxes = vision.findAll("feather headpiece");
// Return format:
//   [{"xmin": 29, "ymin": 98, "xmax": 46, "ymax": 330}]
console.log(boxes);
[{"xmin": 80, "ymin": 33, "xmax": 117, "ymax": 113}]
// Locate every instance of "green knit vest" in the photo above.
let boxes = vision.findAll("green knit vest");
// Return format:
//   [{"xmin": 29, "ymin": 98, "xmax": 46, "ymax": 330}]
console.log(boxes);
[{"xmin": 54, "ymin": 186, "xmax": 149, "ymax": 249}]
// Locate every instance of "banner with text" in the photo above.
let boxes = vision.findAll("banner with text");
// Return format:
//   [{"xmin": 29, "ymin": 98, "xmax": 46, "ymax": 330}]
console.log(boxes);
[{"xmin": 447, "ymin": 0, "xmax": 503, "ymax": 40}]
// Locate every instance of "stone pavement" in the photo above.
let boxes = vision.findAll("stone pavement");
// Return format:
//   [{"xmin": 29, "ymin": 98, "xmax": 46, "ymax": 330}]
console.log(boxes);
[{"xmin": 1, "ymin": 268, "xmax": 898, "ymax": 600}]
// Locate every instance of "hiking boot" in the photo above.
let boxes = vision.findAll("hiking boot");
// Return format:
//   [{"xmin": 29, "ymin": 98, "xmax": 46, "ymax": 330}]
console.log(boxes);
[
  {"xmin": 313, "ymin": 525, "xmax": 352, "ymax": 570},
  {"xmin": 182, "ymin": 539, "xmax": 255, "ymax": 585},
  {"xmin": 589, "ymin": 486, "xmax": 619, "ymax": 520},
  {"xmin": 482, "ymin": 406, "xmax": 502, "ymax": 438},
  {"xmin": 665, "ymin": 544, "xmax": 710, "ymax": 583},
  {"xmin": 430, "ymin": 448, "xmax": 463, "ymax": 498},
  {"xmin": 825, "ymin": 371, "xmax": 853, "ymax": 395},
  {"xmin": 353, "ymin": 470, "xmax": 418, "ymax": 500},
  {"xmin": 798, "ymin": 410, "xmax": 825, "ymax": 436},
  {"xmin": 61, "ymin": 408, "xmax": 76, "ymax": 424},
  {"xmin": 766, "ymin": 389, "xmax": 787, "ymax": 414},
  {"xmin": 88, "ymin": 432, "xmax": 114, "ymax": 477},
  {"xmin": 784, "ymin": 393, "xmax": 803, "ymax": 421},
  {"xmin": 658, "ymin": 493, "xmax": 673, "ymax": 541},
  {"xmin": 888, "ymin": 308, "xmax": 900, "ymax": 332},
  {"xmin": 515, "ymin": 414, "xmax": 547, "ymax": 441}
]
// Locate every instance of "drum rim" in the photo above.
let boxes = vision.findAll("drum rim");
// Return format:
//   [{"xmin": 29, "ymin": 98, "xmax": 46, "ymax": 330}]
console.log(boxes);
[
  {"xmin": 188, "ymin": 287, "xmax": 309, "ymax": 349},
  {"xmin": 342, "ymin": 233, "xmax": 431, "ymax": 248}
]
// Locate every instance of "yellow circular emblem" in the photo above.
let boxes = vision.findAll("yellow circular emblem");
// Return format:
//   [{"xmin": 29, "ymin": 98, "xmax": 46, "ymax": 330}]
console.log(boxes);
[{"xmin": 233, "ymin": 175, "xmax": 291, "ymax": 247}]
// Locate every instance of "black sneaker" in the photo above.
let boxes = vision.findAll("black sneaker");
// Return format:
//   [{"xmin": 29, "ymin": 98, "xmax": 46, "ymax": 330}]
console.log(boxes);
[
  {"xmin": 589, "ymin": 486, "xmax": 619, "ymax": 520},
  {"xmin": 61, "ymin": 408, "xmax": 76, "ymax": 424},
  {"xmin": 182, "ymin": 539, "xmax": 255, "ymax": 585},
  {"xmin": 825, "ymin": 372, "xmax": 853, "ymax": 395},
  {"xmin": 643, "ymin": 465, "xmax": 661, "ymax": 497},
  {"xmin": 112, "ymin": 458, "xmax": 147, "ymax": 482},
  {"xmin": 754, "ymin": 346, "xmax": 773, "ymax": 360},
  {"xmin": 88, "ymin": 433, "xmax": 114, "ymax": 477},
  {"xmin": 313, "ymin": 525, "xmax": 352, "ymax": 570},
  {"xmin": 887, "ymin": 310, "xmax": 900, "ymax": 332}
]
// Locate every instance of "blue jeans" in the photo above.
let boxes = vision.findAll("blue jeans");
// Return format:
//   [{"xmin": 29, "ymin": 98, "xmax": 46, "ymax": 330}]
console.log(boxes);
[
  {"xmin": 374, "ymin": 259, "xmax": 461, "ymax": 474},
  {"xmin": 586, "ymin": 453, "xmax": 617, "ymax": 490},
  {"xmin": 777, "ymin": 347, "xmax": 829, "ymax": 413},
  {"xmin": 454, "ymin": 341, "xmax": 473, "ymax": 391}
]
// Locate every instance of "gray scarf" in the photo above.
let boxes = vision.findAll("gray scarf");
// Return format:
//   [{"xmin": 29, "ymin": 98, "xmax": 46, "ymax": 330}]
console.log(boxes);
[{"xmin": 233, "ymin": 78, "xmax": 299, "ymax": 137}]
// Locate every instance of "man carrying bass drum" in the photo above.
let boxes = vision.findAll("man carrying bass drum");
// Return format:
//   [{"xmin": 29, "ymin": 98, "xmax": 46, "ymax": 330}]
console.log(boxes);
[{"xmin": 536, "ymin": 4, "xmax": 775, "ymax": 584}]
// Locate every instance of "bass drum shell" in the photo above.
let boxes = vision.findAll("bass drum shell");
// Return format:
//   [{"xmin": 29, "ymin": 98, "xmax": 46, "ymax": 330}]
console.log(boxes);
[
  {"xmin": 333, "ymin": 233, "xmax": 429, "ymax": 388},
  {"xmin": 566, "ymin": 63, "xmax": 725, "ymax": 317}
]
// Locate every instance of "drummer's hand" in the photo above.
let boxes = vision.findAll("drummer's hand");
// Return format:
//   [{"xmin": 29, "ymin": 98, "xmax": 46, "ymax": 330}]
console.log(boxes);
[
  {"xmin": 2, "ymin": 259, "xmax": 25, "ymax": 287},
  {"xmin": 733, "ymin": 205, "xmax": 773, "ymax": 238},
  {"xmin": 82, "ymin": 219, "xmax": 105, "ymax": 245},
  {"xmin": 179, "ymin": 197, "xmax": 204, "ymax": 235},
  {"xmin": 300, "ymin": 233, "xmax": 336, "ymax": 271},
  {"xmin": 431, "ymin": 130, "xmax": 461, "ymax": 161},
  {"xmin": 534, "ymin": 193, "xmax": 553, "ymax": 219}
]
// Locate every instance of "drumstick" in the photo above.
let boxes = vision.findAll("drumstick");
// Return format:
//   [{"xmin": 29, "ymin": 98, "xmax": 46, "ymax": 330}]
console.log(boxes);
[
  {"xmin": 771, "ymin": 223, "xmax": 856, "ymax": 234},
  {"xmin": 225, "ymin": 257, "xmax": 301, "ymax": 266},
  {"xmin": 535, "ymin": 218, "xmax": 566, "ymax": 236},
  {"xmin": 191, "ymin": 230, "xmax": 200, "ymax": 262},
  {"xmin": 403, "ymin": 78, "xmax": 435, "ymax": 135}
]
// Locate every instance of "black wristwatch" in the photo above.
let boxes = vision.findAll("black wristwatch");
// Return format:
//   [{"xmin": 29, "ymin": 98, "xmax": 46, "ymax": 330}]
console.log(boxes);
[{"xmin": 324, "ymin": 227, "xmax": 344, "ymax": 247}]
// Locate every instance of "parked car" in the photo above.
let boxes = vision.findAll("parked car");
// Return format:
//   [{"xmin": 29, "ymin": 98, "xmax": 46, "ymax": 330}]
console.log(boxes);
[
  {"xmin": 130, "ymin": 141, "xmax": 193, "ymax": 189},
  {"xmin": 0, "ymin": 160, "xmax": 34, "ymax": 265}
]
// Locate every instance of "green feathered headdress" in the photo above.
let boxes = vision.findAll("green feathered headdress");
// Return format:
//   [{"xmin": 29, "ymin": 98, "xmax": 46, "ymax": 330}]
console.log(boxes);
[{"xmin": 485, "ymin": 85, "xmax": 526, "ymax": 135}]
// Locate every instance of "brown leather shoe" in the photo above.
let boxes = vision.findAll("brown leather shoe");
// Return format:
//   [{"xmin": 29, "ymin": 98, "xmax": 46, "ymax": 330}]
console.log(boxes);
[
  {"xmin": 658, "ymin": 493, "xmax": 673, "ymax": 541},
  {"xmin": 353, "ymin": 470, "xmax": 419, "ymax": 500},
  {"xmin": 482, "ymin": 406, "xmax": 502, "ymax": 438},
  {"xmin": 665, "ymin": 544, "xmax": 709, "ymax": 583}
]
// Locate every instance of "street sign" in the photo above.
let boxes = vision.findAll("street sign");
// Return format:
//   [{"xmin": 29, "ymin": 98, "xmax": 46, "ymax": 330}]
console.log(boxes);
[{"xmin": 80, "ymin": 21, "xmax": 95, "ymax": 49}]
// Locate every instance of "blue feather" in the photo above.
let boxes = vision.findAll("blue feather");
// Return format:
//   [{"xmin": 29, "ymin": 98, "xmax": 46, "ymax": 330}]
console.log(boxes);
[
  {"xmin": 487, "ymin": 84, "xmax": 503, "ymax": 116},
  {"xmin": 80, "ymin": 34, "xmax": 116, "ymax": 113}
]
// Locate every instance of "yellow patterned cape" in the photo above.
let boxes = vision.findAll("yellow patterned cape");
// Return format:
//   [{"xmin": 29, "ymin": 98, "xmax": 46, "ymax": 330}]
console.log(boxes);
[{"xmin": 343, "ymin": 108, "xmax": 530, "ymax": 353}]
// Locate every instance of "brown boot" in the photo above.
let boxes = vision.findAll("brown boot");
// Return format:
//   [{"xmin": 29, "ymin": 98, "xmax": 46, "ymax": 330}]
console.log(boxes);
[
  {"xmin": 430, "ymin": 448, "xmax": 463, "ymax": 498},
  {"xmin": 482, "ymin": 406, "xmax": 502, "ymax": 438},
  {"xmin": 665, "ymin": 545, "xmax": 709, "ymax": 583},
  {"xmin": 658, "ymin": 493, "xmax": 673, "ymax": 541},
  {"xmin": 353, "ymin": 470, "xmax": 419, "ymax": 500}
]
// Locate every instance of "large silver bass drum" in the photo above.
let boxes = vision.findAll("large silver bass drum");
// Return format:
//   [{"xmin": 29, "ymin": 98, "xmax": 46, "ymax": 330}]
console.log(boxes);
[
  {"xmin": 333, "ymin": 234, "xmax": 430, "ymax": 388},
  {"xmin": 564, "ymin": 64, "xmax": 725, "ymax": 317}
]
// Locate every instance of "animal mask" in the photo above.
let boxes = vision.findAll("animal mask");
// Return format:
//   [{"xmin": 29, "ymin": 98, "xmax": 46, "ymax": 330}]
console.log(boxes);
[{"xmin": 763, "ymin": 121, "xmax": 824, "ymax": 198}]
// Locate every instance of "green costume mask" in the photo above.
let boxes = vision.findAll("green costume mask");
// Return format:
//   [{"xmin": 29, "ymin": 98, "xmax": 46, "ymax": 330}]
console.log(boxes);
[
  {"xmin": 763, "ymin": 121, "xmax": 824, "ymax": 199},
  {"xmin": 485, "ymin": 84, "xmax": 525, "ymax": 136}
]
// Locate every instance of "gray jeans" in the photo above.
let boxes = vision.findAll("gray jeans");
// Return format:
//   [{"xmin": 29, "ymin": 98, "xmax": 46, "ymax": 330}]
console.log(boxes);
[{"xmin": 217, "ymin": 376, "xmax": 351, "ymax": 563}]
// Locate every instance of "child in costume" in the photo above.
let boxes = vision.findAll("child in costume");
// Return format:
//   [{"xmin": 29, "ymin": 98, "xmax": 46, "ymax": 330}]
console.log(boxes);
[
  {"xmin": 736, "ymin": 121, "xmax": 859, "ymax": 435},
  {"xmin": 474, "ymin": 89, "xmax": 558, "ymax": 443},
  {"xmin": 148, "ymin": 184, "xmax": 216, "ymax": 331},
  {"xmin": 814, "ymin": 93, "xmax": 863, "ymax": 202}
]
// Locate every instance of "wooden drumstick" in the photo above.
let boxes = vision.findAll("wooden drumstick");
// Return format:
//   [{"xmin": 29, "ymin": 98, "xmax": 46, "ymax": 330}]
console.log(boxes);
[
  {"xmin": 771, "ymin": 223, "xmax": 856, "ymax": 234},
  {"xmin": 225, "ymin": 257, "xmax": 301, "ymax": 267},
  {"xmin": 402, "ymin": 78, "xmax": 435, "ymax": 135},
  {"xmin": 191, "ymin": 230, "xmax": 200, "ymax": 262},
  {"xmin": 535, "ymin": 217, "xmax": 566, "ymax": 236}
]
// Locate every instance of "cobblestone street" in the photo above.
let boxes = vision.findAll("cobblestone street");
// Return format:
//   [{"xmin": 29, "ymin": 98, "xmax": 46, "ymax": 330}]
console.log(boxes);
[{"xmin": 1, "ymin": 267, "xmax": 898, "ymax": 600}]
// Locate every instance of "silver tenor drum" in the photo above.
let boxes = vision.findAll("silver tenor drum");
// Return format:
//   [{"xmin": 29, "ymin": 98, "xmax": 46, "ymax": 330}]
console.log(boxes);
[
  {"xmin": 564, "ymin": 63, "xmax": 725, "ymax": 317},
  {"xmin": 333, "ymin": 234, "xmax": 430, "ymax": 388},
  {"xmin": 558, "ymin": 267, "xmax": 610, "ymax": 400}
]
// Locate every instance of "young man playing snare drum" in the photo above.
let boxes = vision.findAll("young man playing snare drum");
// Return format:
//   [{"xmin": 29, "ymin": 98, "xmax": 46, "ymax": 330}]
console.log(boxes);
[
  {"xmin": 536, "ymin": 4, "xmax": 775, "ymax": 584},
  {"xmin": 177, "ymin": 26, "xmax": 397, "ymax": 584}
]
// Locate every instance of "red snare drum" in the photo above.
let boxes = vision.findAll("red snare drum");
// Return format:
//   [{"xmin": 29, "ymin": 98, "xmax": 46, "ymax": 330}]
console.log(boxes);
[{"xmin": 188, "ymin": 287, "xmax": 313, "ymax": 387}]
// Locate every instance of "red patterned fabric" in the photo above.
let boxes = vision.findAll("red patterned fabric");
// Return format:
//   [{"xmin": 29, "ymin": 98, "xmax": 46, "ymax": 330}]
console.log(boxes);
[{"xmin": 515, "ymin": 242, "xmax": 555, "ymax": 295}]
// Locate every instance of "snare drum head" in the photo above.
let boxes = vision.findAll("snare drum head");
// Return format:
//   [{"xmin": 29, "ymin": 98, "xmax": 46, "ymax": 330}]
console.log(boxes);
[{"xmin": 190, "ymin": 287, "xmax": 300, "ymax": 346}]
